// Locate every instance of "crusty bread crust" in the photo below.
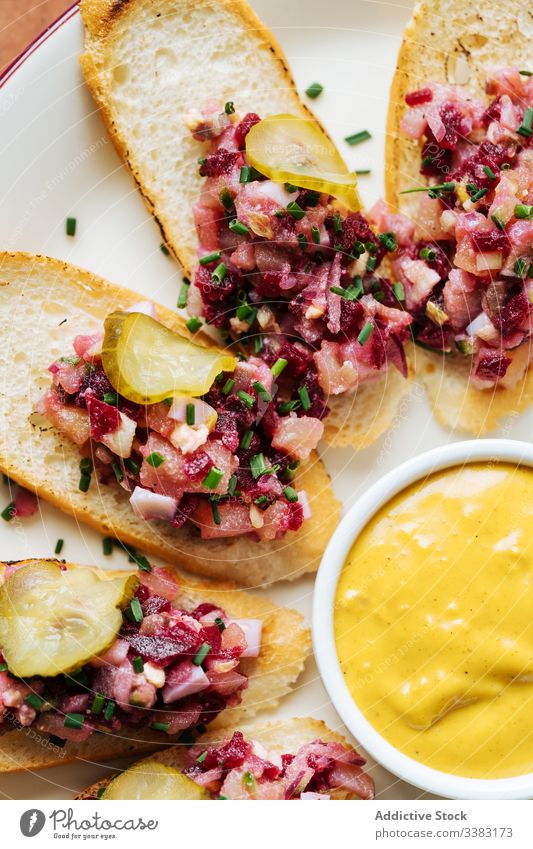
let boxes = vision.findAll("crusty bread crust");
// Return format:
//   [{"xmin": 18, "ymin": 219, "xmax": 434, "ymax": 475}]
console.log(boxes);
[
  {"xmin": 0, "ymin": 251, "xmax": 341, "ymax": 587},
  {"xmin": 76, "ymin": 717, "xmax": 360, "ymax": 799},
  {"xmin": 79, "ymin": 0, "xmax": 414, "ymax": 449},
  {"xmin": 0, "ymin": 560, "xmax": 310, "ymax": 773},
  {"xmin": 385, "ymin": 0, "xmax": 532, "ymax": 434}
]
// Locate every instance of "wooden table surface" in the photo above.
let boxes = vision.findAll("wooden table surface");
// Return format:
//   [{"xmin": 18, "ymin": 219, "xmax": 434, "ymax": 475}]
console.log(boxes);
[{"xmin": 0, "ymin": 0, "xmax": 72, "ymax": 73}]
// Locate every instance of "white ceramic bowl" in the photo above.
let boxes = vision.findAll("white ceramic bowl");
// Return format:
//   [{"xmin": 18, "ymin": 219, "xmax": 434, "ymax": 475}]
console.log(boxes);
[{"xmin": 313, "ymin": 438, "xmax": 533, "ymax": 800}]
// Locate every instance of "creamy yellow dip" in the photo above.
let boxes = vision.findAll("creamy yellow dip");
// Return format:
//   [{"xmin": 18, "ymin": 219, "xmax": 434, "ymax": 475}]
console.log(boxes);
[{"xmin": 334, "ymin": 463, "xmax": 533, "ymax": 778}]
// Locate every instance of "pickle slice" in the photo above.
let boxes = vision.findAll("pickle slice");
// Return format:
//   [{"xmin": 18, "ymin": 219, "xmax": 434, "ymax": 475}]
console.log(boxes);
[
  {"xmin": 102, "ymin": 311, "xmax": 237, "ymax": 405},
  {"xmin": 103, "ymin": 761, "xmax": 210, "ymax": 800},
  {"xmin": 246, "ymin": 114, "xmax": 361, "ymax": 211},
  {"xmin": 0, "ymin": 561, "xmax": 138, "ymax": 678}
]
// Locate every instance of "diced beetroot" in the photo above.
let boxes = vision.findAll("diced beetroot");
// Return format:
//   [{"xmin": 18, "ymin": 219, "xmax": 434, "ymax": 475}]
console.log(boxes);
[
  {"xmin": 13, "ymin": 486, "xmax": 38, "ymax": 518},
  {"xmin": 191, "ymin": 603, "xmax": 220, "ymax": 620},
  {"xmin": 199, "ymin": 623, "xmax": 222, "ymax": 656},
  {"xmin": 199, "ymin": 148, "xmax": 241, "ymax": 178},
  {"xmin": 415, "ymin": 318, "xmax": 454, "ymax": 351},
  {"xmin": 121, "ymin": 627, "xmax": 200, "ymax": 667},
  {"xmin": 211, "ymin": 410, "xmax": 240, "ymax": 453},
  {"xmin": 405, "ymin": 87, "xmax": 433, "ymax": 106},
  {"xmin": 197, "ymin": 690, "xmax": 227, "ymax": 725},
  {"xmin": 492, "ymin": 292, "xmax": 530, "ymax": 336},
  {"xmin": 183, "ymin": 450, "xmax": 214, "ymax": 482},
  {"xmin": 75, "ymin": 365, "xmax": 115, "ymax": 406},
  {"xmin": 171, "ymin": 494, "xmax": 200, "ymax": 529},
  {"xmin": 234, "ymin": 113, "xmax": 261, "ymax": 149},
  {"xmin": 254, "ymin": 271, "xmax": 288, "ymax": 298},
  {"xmin": 141, "ymin": 595, "xmax": 172, "ymax": 616},
  {"xmin": 474, "ymin": 349, "xmax": 511, "ymax": 380},
  {"xmin": 202, "ymin": 731, "xmax": 253, "ymax": 770},
  {"xmin": 482, "ymin": 95, "xmax": 503, "ymax": 125},
  {"xmin": 326, "ymin": 212, "xmax": 384, "ymax": 266},
  {"xmin": 471, "ymin": 230, "xmax": 510, "ymax": 253},
  {"xmin": 420, "ymin": 137, "xmax": 453, "ymax": 177},
  {"xmin": 85, "ymin": 393, "xmax": 121, "ymax": 440},
  {"xmin": 437, "ymin": 103, "xmax": 470, "ymax": 150},
  {"xmin": 162, "ymin": 661, "xmax": 210, "ymax": 703}
]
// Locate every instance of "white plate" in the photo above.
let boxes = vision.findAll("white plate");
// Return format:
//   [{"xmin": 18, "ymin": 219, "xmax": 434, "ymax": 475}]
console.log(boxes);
[{"xmin": 1, "ymin": 0, "xmax": 532, "ymax": 801}]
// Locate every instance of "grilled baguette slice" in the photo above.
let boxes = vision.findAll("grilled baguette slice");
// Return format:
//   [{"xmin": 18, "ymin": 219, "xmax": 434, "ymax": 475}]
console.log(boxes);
[
  {"xmin": 79, "ymin": 0, "xmax": 413, "ymax": 448},
  {"xmin": 0, "ymin": 251, "xmax": 340, "ymax": 587},
  {"xmin": 0, "ymin": 559, "xmax": 310, "ymax": 773},
  {"xmin": 76, "ymin": 717, "xmax": 367, "ymax": 800},
  {"xmin": 385, "ymin": 0, "xmax": 533, "ymax": 434}
]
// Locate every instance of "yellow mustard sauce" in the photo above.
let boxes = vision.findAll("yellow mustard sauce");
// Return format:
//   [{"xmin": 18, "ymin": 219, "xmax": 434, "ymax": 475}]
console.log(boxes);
[{"xmin": 334, "ymin": 463, "xmax": 533, "ymax": 778}]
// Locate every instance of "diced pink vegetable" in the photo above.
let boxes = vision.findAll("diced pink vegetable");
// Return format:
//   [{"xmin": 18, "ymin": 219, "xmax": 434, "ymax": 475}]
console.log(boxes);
[
  {"xmin": 130, "ymin": 486, "xmax": 178, "ymax": 522},
  {"xmin": 271, "ymin": 414, "xmax": 324, "ymax": 461},
  {"xmin": 226, "ymin": 619, "xmax": 263, "ymax": 658},
  {"xmin": 162, "ymin": 661, "xmax": 210, "ymax": 703}
]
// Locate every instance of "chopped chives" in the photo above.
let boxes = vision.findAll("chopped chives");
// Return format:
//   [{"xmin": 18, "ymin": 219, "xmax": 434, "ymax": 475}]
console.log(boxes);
[
  {"xmin": 351, "ymin": 240, "xmax": 365, "ymax": 258},
  {"xmin": 78, "ymin": 474, "xmax": 91, "ymax": 493},
  {"xmin": 160, "ymin": 243, "xmax": 170, "ymax": 256},
  {"xmin": 132, "ymin": 656, "xmax": 144, "ymax": 674},
  {"xmin": 253, "ymin": 380, "xmax": 272, "ymax": 402},
  {"xmin": 366, "ymin": 256, "xmax": 377, "ymax": 272},
  {"xmin": 286, "ymin": 201, "xmax": 305, "ymax": 221},
  {"xmin": 344, "ymin": 129, "xmax": 371, "ymax": 146},
  {"xmin": 283, "ymin": 460, "xmax": 300, "ymax": 481},
  {"xmin": 311, "ymin": 225, "xmax": 321, "ymax": 245},
  {"xmin": 515, "ymin": 204, "xmax": 533, "ymax": 220},
  {"xmin": 482, "ymin": 165, "xmax": 496, "ymax": 180},
  {"xmin": 211, "ymin": 501, "xmax": 220, "ymax": 525},
  {"xmin": 227, "ymin": 474, "xmax": 237, "ymax": 497},
  {"xmin": 224, "ymin": 101, "xmax": 235, "ymax": 115},
  {"xmin": 519, "ymin": 70, "xmax": 532, "ymax": 76},
  {"xmin": 297, "ymin": 386, "xmax": 311, "ymax": 411},
  {"xmin": 222, "ymin": 378, "xmax": 235, "ymax": 395},
  {"xmin": 297, "ymin": 233, "xmax": 308, "ymax": 250},
  {"xmin": 133, "ymin": 553, "xmax": 151, "ymax": 573},
  {"xmin": 355, "ymin": 168, "xmax": 371, "ymax": 175},
  {"xmin": 254, "ymin": 335, "xmax": 264, "ymax": 353},
  {"xmin": 278, "ymin": 400, "xmax": 301, "ymax": 414},
  {"xmin": 239, "ymin": 166, "xmax": 255, "ymax": 183},
  {"xmin": 392, "ymin": 282, "xmax": 405, "ymax": 302},
  {"xmin": 211, "ymin": 263, "xmax": 227, "ymax": 284},
  {"xmin": 491, "ymin": 213, "xmax": 505, "ymax": 231},
  {"xmin": 419, "ymin": 247, "xmax": 436, "ymax": 261},
  {"xmin": 517, "ymin": 107, "xmax": 533, "ymax": 139},
  {"xmin": 199, "ymin": 251, "xmax": 221, "ymax": 266},
  {"xmin": 250, "ymin": 453, "xmax": 267, "ymax": 479},
  {"xmin": 177, "ymin": 281, "xmax": 190, "ymax": 309},
  {"xmin": 25, "ymin": 693, "xmax": 44, "ymax": 710},
  {"xmin": 220, "ymin": 188, "xmax": 234, "ymax": 210},
  {"xmin": 236, "ymin": 389, "xmax": 255, "ymax": 409},
  {"xmin": 104, "ymin": 700, "xmax": 116, "ymax": 721},
  {"xmin": 240, "ymin": 430, "xmax": 253, "ymax": 451},
  {"xmin": 146, "ymin": 451, "xmax": 165, "ymax": 468},
  {"xmin": 471, "ymin": 188, "xmax": 488, "ymax": 202},
  {"xmin": 111, "ymin": 461, "xmax": 124, "ymax": 483},
  {"xmin": 358, "ymin": 320, "xmax": 374, "ymax": 345},
  {"xmin": 0, "ymin": 663, "xmax": 7, "ymax": 672},
  {"xmin": 271, "ymin": 358, "xmax": 288, "ymax": 378},
  {"xmin": 514, "ymin": 258, "xmax": 528, "ymax": 278},
  {"xmin": 79, "ymin": 458, "xmax": 93, "ymax": 475},
  {"xmin": 151, "ymin": 721, "xmax": 169, "ymax": 732},
  {"xmin": 215, "ymin": 617, "xmax": 226, "ymax": 632},
  {"xmin": 197, "ymin": 750, "xmax": 208, "ymax": 763},
  {"xmin": 400, "ymin": 182, "xmax": 455, "ymax": 195},
  {"xmin": 96, "ymin": 787, "xmax": 105, "ymax": 799},
  {"xmin": 66, "ymin": 217, "xmax": 77, "ymax": 237},
  {"xmin": 64, "ymin": 712, "xmax": 84, "ymax": 729},
  {"xmin": 130, "ymin": 597, "xmax": 143, "ymax": 623},
  {"xmin": 124, "ymin": 457, "xmax": 140, "ymax": 475},
  {"xmin": 192, "ymin": 642, "xmax": 211, "ymax": 666},
  {"xmin": 285, "ymin": 182, "xmax": 298, "ymax": 193},
  {"xmin": 54, "ymin": 539, "xmax": 64, "ymax": 555},
  {"xmin": 255, "ymin": 495, "xmax": 270, "ymax": 506},
  {"xmin": 102, "ymin": 537, "xmax": 114, "ymax": 556},
  {"xmin": 305, "ymin": 82, "xmax": 323, "ymax": 99},
  {"xmin": 185, "ymin": 315, "xmax": 202, "ymax": 333},
  {"xmin": 203, "ymin": 466, "xmax": 224, "ymax": 489},
  {"xmin": 48, "ymin": 735, "xmax": 65, "ymax": 748},
  {"xmin": 378, "ymin": 232, "xmax": 398, "ymax": 252},
  {"xmin": 186, "ymin": 403, "xmax": 195, "ymax": 426},
  {"xmin": 329, "ymin": 279, "xmax": 362, "ymax": 300},
  {"xmin": 333, "ymin": 213, "xmax": 343, "ymax": 234},
  {"xmin": 229, "ymin": 219, "xmax": 249, "ymax": 235},
  {"xmin": 91, "ymin": 693, "xmax": 105, "ymax": 714},
  {"xmin": 283, "ymin": 486, "xmax": 299, "ymax": 503}
]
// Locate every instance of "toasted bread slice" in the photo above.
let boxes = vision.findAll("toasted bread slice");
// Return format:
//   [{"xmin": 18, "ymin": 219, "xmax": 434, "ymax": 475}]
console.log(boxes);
[
  {"xmin": 385, "ymin": 0, "xmax": 531, "ymax": 434},
  {"xmin": 76, "ymin": 717, "xmax": 364, "ymax": 799},
  {"xmin": 79, "ymin": 0, "xmax": 413, "ymax": 448},
  {"xmin": 0, "ymin": 251, "xmax": 340, "ymax": 587},
  {"xmin": 0, "ymin": 560, "xmax": 310, "ymax": 773}
]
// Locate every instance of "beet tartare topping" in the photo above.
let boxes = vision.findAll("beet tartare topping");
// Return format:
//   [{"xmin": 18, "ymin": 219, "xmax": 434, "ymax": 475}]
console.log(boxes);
[
  {"xmin": 181, "ymin": 730, "xmax": 375, "ymax": 799},
  {"xmin": 389, "ymin": 66, "xmax": 533, "ymax": 389},
  {"xmin": 0, "ymin": 566, "xmax": 261, "ymax": 744}
]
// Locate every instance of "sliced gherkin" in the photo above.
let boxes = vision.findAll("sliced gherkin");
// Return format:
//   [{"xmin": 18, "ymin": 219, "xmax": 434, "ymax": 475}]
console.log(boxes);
[{"xmin": 103, "ymin": 760, "xmax": 210, "ymax": 799}]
